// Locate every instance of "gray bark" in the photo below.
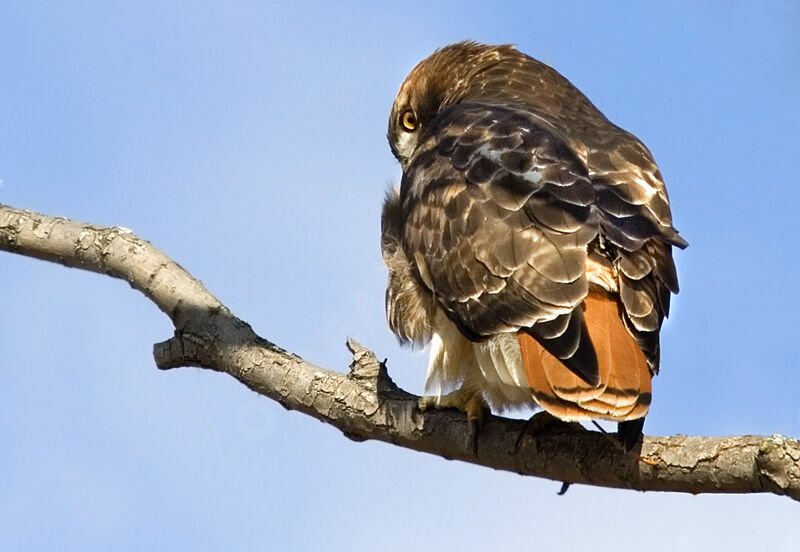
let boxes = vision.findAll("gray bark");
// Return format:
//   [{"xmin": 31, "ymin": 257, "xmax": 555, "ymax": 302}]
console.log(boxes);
[{"xmin": 2, "ymin": 203, "xmax": 798, "ymax": 501}]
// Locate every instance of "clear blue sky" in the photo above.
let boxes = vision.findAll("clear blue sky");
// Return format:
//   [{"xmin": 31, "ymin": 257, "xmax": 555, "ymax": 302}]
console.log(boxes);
[{"xmin": 2, "ymin": 1, "xmax": 799, "ymax": 550}]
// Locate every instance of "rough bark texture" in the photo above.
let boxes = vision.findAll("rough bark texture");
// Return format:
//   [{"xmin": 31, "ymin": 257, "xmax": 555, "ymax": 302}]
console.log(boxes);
[{"xmin": 2, "ymin": 202, "xmax": 799, "ymax": 501}]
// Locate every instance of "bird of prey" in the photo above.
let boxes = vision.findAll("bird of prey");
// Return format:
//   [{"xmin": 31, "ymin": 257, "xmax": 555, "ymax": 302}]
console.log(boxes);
[{"xmin": 381, "ymin": 41, "xmax": 686, "ymax": 450}]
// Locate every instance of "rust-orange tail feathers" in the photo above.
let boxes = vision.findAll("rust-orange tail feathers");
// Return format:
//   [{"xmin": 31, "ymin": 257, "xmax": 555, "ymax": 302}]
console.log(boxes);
[{"xmin": 519, "ymin": 292, "xmax": 651, "ymax": 422}]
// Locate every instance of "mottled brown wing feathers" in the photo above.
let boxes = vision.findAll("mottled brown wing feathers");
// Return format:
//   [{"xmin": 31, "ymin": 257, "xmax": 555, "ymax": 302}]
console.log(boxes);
[
  {"xmin": 401, "ymin": 104, "xmax": 599, "ymax": 384},
  {"xmin": 611, "ymin": 239, "xmax": 679, "ymax": 373},
  {"xmin": 400, "ymin": 101, "xmax": 682, "ymax": 387}
]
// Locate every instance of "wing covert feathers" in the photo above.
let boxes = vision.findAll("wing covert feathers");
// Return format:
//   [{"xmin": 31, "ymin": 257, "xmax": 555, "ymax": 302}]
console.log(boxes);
[
  {"xmin": 519, "ymin": 292, "xmax": 651, "ymax": 421},
  {"xmin": 401, "ymin": 104, "xmax": 597, "ymax": 342}
]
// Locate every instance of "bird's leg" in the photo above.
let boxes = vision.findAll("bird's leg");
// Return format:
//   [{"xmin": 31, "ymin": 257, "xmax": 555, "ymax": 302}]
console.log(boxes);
[
  {"xmin": 513, "ymin": 410, "xmax": 585, "ymax": 453},
  {"xmin": 418, "ymin": 387, "xmax": 486, "ymax": 455}
]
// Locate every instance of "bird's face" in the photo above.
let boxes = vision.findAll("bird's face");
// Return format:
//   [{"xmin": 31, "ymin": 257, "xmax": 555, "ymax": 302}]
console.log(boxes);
[
  {"xmin": 388, "ymin": 72, "xmax": 441, "ymax": 170},
  {"xmin": 388, "ymin": 43, "xmax": 480, "ymax": 169},
  {"xmin": 387, "ymin": 42, "xmax": 521, "ymax": 170}
]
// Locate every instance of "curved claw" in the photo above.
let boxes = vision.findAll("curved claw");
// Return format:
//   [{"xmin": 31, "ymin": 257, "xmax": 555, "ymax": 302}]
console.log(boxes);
[
  {"xmin": 617, "ymin": 418, "xmax": 645, "ymax": 452},
  {"xmin": 416, "ymin": 387, "xmax": 486, "ymax": 456},
  {"xmin": 468, "ymin": 417, "xmax": 481, "ymax": 456}
]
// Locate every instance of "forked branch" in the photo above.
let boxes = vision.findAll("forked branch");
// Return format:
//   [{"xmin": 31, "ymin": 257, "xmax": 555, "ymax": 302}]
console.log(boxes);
[{"xmin": 2, "ymin": 203, "xmax": 798, "ymax": 501}]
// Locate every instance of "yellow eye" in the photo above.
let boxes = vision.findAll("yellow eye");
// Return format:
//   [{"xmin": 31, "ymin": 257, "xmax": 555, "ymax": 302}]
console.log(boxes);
[{"xmin": 401, "ymin": 110, "xmax": 417, "ymax": 131}]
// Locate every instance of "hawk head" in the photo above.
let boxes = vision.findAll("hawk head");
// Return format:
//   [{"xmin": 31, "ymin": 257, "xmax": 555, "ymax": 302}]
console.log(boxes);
[{"xmin": 387, "ymin": 41, "xmax": 521, "ymax": 169}]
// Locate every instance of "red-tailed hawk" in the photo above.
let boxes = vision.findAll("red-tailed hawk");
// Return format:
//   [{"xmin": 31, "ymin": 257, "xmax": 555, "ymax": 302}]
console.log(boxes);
[{"xmin": 382, "ymin": 42, "xmax": 686, "ymax": 450}]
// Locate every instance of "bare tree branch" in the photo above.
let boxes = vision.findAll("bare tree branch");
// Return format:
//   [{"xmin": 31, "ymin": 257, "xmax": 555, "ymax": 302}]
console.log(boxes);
[{"xmin": 2, "ymin": 202, "xmax": 799, "ymax": 501}]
